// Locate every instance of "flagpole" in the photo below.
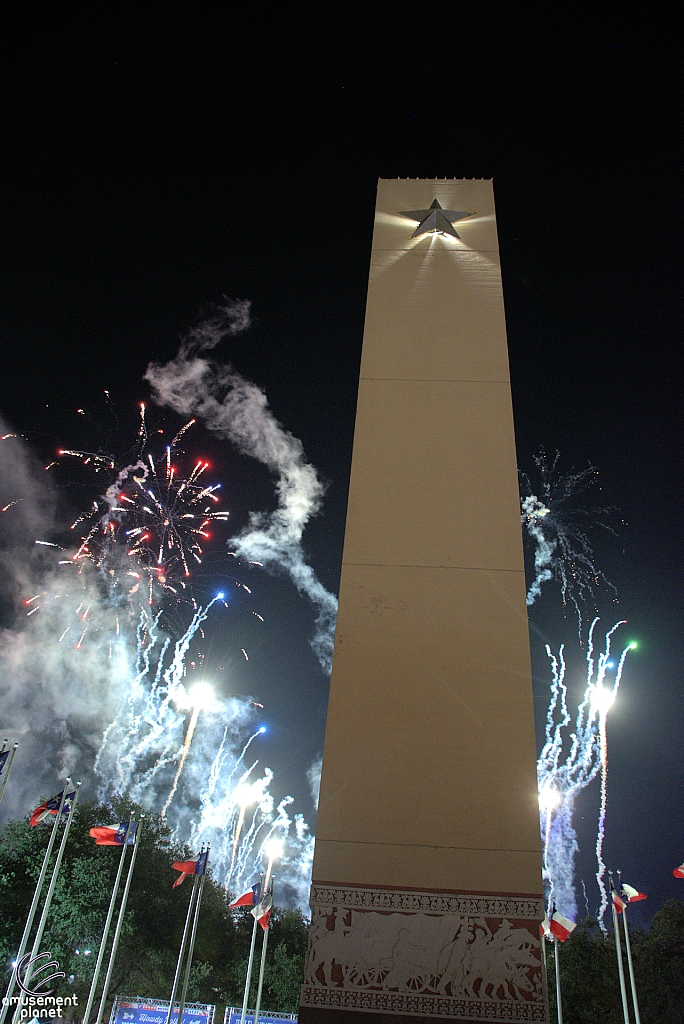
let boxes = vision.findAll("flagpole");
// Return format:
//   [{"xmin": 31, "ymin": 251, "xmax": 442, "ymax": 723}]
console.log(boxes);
[
  {"xmin": 0, "ymin": 784, "xmax": 69, "ymax": 1024},
  {"xmin": 94, "ymin": 821, "xmax": 143, "ymax": 1024},
  {"xmin": 0, "ymin": 743, "xmax": 18, "ymax": 806},
  {"xmin": 618, "ymin": 872, "xmax": 641, "ymax": 1024},
  {"xmin": 176, "ymin": 850, "xmax": 210, "ymax": 1024},
  {"xmin": 165, "ymin": 871, "xmax": 201, "ymax": 1024},
  {"xmin": 239, "ymin": 839, "xmax": 280, "ymax": 1024},
  {"xmin": 253, "ymin": 879, "xmax": 274, "ymax": 1024},
  {"xmin": 553, "ymin": 937, "xmax": 563, "ymax": 1024},
  {"xmin": 239, "ymin": 886, "xmax": 261, "ymax": 1024},
  {"xmin": 13, "ymin": 782, "xmax": 81, "ymax": 1023},
  {"xmin": 609, "ymin": 872, "xmax": 631, "ymax": 1024},
  {"xmin": 540, "ymin": 931, "xmax": 550, "ymax": 1020},
  {"xmin": 82, "ymin": 823, "xmax": 133, "ymax": 1024}
]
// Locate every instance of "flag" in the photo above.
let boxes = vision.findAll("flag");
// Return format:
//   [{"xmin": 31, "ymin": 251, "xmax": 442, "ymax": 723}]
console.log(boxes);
[
  {"xmin": 172, "ymin": 850, "xmax": 208, "ymax": 888},
  {"xmin": 61, "ymin": 791, "xmax": 76, "ymax": 816},
  {"xmin": 621, "ymin": 882, "xmax": 647, "ymax": 903},
  {"xmin": 540, "ymin": 915, "xmax": 553, "ymax": 939},
  {"xmin": 549, "ymin": 907, "xmax": 576, "ymax": 942},
  {"xmin": 229, "ymin": 882, "xmax": 260, "ymax": 909},
  {"xmin": 612, "ymin": 887, "xmax": 627, "ymax": 914},
  {"xmin": 0, "ymin": 750, "xmax": 9, "ymax": 775},
  {"xmin": 89, "ymin": 821, "xmax": 138, "ymax": 846},
  {"xmin": 30, "ymin": 790, "xmax": 75, "ymax": 826},
  {"xmin": 674, "ymin": 863, "xmax": 684, "ymax": 879},
  {"xmin": 251, "ymin": 889, "xmax": 272, "ymax": 931}
]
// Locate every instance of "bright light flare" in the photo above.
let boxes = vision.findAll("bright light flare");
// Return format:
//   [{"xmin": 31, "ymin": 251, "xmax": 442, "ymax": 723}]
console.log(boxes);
[
  {"xmin": 189, "ymin": 681, "xmax": 214, "ymax": 709},
  {"xmin": 234, "ymin": 782, "xmax": 259, "ymax": 808},
  {"xmin": 591, "ymin": 686, "xmax": 615, "ymax": 715},
  {"xmin": 263, "ymin": 837, "xmax": 284, "ymax": 862},
  {"xmin": 538, "ymin": 785, "xmax": 561, "ymax": 812}
]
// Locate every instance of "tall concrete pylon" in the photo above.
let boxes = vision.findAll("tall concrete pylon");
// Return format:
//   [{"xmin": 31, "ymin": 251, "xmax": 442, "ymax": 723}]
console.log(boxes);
[{"xmin": 299, "ymin": 179, "xmax": 546, "ymax": 1024}]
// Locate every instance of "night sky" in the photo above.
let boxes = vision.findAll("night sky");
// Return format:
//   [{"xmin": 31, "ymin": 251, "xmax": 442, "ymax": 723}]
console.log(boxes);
[{"xmin": 1, "ymin": 11, "xmax": 682, "ymax": 924}]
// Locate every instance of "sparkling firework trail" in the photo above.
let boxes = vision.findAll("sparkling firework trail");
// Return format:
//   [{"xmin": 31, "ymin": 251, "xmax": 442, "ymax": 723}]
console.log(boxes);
[
  {"xmin": 162, "ymin": 704, "xmax": 202, "ymax": 818},
  {"xmin": 58, "ymin": 408, "xmax": 230, "ymax": 602},
  {"xmin": 537, "ymin": 618, "xmax": 635, "ymax": 928},
  {"xmin": 92, "ymin": 593, "xmax": 313, "ymax": 897},
  {"xmin": 0, "ymin": 332, "xmax": 327, "ymax": 908},
  {"xmin": 521, "ymin": 450, "xmax": 619, "ymax": 634}
]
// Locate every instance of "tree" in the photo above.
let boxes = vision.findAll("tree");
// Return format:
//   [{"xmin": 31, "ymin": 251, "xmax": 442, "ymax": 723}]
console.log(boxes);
[
  {"xmin": 547, "ymin": 921, "xmax": 625, "ymax": 1024},
  {"xmin": 229, "ymin": 907, "xmax": 309, "ymax": 1013},
  {"xmin": 546, "ymin": 905, "xmax": 684, "ymax": 1024},
  {"xmin": 0, "ymin": 799, "xmax": 309, "ymax": 1018},
  {"xmin": 632, "ymin": 900, "xmax": 684, "ymax": 1023}
]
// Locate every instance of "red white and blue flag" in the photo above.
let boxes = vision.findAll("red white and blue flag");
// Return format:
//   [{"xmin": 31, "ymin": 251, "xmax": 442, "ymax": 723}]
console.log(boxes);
[
  {"xmin": 549, "ymin": 907, "xmax": 576, "ymax": 942},
  {"xmin": 0, "ymin": 750, "xmax": 9, "ymax": 775},
  {"xmin": 172, "ymin": 850, "xmax": 209, "ymax": 888},
  {"xmin": 30, "ymin": 790, "xmax": 75, "ymax": 826},
  {"xmin": 673, "ymin": 862, "xmax": 684, "ymax": 879},
  {"xmin": 251, "ymin": 888, "xmax": 273, "ymax": 931},
  {"xmin": 612, "ymin": 886, "xmax": 627, "ymax": 914},
  {"xmin": 89, "ymin": 821, "xmax": 138, "ymax": 846},
  {"xmin": 229, "ymin": 882, "xmax": 261, "ymax": 909},
  {"xmin": 621, "ymin": 882, "xmax": 647, "ymax": 903}
]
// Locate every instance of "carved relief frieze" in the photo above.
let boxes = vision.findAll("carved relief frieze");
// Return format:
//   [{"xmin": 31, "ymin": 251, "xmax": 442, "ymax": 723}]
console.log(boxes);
[{"xmin": 301, "ymin": 885, "xmax": 547, "ymax": 1021}]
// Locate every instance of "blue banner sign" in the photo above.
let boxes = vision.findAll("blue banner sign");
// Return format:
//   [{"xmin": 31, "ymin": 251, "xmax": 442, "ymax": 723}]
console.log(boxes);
[
  {"xmin": 224, "ymin": 1012, "xmax": 297, "ymax": 1023},
  {"xmin": 113, "ymin": 1000, "xmax": 214, "ymax": 1024}
]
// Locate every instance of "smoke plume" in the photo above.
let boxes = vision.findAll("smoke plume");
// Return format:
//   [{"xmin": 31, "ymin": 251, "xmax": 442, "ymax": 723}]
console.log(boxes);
[{"xmin": 145, "ymin": 300, "xmax": 338, "ymax": 671}]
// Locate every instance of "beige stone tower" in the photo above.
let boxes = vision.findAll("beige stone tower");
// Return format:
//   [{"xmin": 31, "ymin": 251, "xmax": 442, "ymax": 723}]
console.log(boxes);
[{"xmin": 299, "ymin": 179, "xmax": 546, "ymax": 1024}]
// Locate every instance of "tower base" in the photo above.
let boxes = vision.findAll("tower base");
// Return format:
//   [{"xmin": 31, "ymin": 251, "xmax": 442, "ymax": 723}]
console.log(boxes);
[{"xmin": 299, "ymin": 882, "xmax": 546, "ymax": 1023}]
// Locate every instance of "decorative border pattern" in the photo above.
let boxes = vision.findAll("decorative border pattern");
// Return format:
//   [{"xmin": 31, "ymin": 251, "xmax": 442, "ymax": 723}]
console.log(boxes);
[
  {"xmin": 310, "ymin": 885, "xmax": 544, "ymax": 921},
  {"xmin": 301, "ymin": 883, "xmax": 547, "ymax": 1022},
  {"xmin": 301, "ymin": 986, "xmax": 547, "ymax": 1021}
]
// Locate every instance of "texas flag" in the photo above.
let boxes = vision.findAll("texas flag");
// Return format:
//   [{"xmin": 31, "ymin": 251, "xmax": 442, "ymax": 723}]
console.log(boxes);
[
  {"xmin": 549, "ymin": 907, "xmax": 576, "ymax": 942},
  {"xmin": 172, "ymin": 850, "xmax": 208, "ymax": 888},
  {"xmin": 612, "ymin": 887, "xmax": 627, "ymax": 914},
  {"xmin": 0, "ymin": 750, "xmax": 9, "ymax": 775},
  {"xmin": 621, "ymin": 883, "xmax": 647, "ymax": 903},
  {"xmin": 229, "ymin": 882, "xmax": 261, "ymax": 909},
  {"xmin": 540, "ymin": 915, "xmax": 553, "ymax": 939},
  {"xmin": 89, "ymin": 822, "xmax": 138, "ymax": 846},
  {"xmin": 251, "ymin": 889, "xmax": 273, "ymax": 931},
  {"xmin": 673, "ymin": 863, "xmax": 684, "ymax": 879},
  {"xmin": 30, "ymin": 790, "xmax": 76, "ymax": 826}
]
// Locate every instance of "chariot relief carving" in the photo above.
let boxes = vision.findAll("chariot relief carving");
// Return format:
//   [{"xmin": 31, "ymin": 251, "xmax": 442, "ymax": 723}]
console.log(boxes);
[{"xmin": 301, "ymin": 886, "xmax": 547, "ymax": 1022}]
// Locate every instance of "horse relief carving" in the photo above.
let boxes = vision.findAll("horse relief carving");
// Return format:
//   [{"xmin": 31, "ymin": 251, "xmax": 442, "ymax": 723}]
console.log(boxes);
[{"xmin": 305, "ymin": 905, "xmax": 543, "ymax": 1004}]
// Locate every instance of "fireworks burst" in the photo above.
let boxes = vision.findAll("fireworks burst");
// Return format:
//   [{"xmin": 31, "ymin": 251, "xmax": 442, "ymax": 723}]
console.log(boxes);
[
  {"xmin": 59, "ymin": 407, "xmax": 229, "ymax": 603},
  {"xmin": 537, "ymin": 618, "xmax": 636, "ymax": 929},
  {"xmin": 520, "ymin": 450, "xmax": 619, "ymax": 633},
  {"xmin": 0, "ymin": 299, "xmax": 333, "ymax": 909}
]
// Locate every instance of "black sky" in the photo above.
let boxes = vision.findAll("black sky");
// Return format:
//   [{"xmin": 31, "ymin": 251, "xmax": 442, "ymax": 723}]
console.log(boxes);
[{"xmin": 1, "ymin": 9, "xmax": 682, "ymax": 922}]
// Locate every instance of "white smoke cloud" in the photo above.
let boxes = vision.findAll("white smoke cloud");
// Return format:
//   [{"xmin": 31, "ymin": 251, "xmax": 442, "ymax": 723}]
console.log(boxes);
[
  {"xmin": 0, "ymin": 430, "xmax": 130, "ymax": 815},
  {"xmin": 0, "ymin": 418, "xmax": 316, "ymax": 910},
  {"xmin": 144, "ymin": 300, "xmax": 338, "ymax": 672},
  {"xmin": 307, "ymin": 754, "xmax": 322, "ymax": 811}
]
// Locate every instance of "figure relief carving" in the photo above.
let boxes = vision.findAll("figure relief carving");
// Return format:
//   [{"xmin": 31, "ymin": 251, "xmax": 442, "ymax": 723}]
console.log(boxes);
[{"xmin": 302, "ymin": 886, "xmax": 546, "ymax": 1022}]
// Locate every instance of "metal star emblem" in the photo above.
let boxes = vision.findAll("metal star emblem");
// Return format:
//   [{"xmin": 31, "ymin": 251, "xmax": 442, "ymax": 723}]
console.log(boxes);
[{"xmin": 398, "ymin": 199, "xmax": 475, "ymax": 238}]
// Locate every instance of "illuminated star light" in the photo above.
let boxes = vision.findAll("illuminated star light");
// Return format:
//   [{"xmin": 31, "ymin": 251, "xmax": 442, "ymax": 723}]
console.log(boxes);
[{"xmin": 398, "ymin": 199, "xmax": 475, "ymax": 238}]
